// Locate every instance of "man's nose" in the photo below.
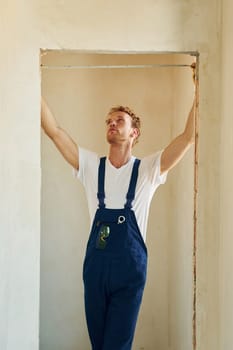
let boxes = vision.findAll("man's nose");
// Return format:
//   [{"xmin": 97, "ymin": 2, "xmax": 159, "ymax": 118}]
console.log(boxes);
[{"xmin": 110, "ymin": 120, "xmax": 116, "ymax": 127}]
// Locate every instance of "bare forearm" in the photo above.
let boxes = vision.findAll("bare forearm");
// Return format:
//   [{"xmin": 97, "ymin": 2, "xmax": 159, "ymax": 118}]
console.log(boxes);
[
  {"xmin": 160, "ymin": 133, "xmax": 193, "ymax": 174},
  {"xmin": 161, "ymin": 96, "xmax": 196, "ymax": 174},
  {"xmin": 41, "ymin": 97, "xmax": 79, "ymax": 169},
  {"xmin": 41, "ymin": 97, "xmax": 59, "ymax": 138},
  {"xmin": 160, "ymin": 64, "xmax": 197, "ymax": 174}
]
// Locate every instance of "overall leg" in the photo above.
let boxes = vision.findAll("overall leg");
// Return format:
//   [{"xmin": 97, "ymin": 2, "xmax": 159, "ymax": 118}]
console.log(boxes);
[
  {"xmin": 83, "ymin": 255, "xmax": 109, "ymax": 350},
  {"xmin": 102, "ymin": 283, "xmax": 145, "ymax": 350}
]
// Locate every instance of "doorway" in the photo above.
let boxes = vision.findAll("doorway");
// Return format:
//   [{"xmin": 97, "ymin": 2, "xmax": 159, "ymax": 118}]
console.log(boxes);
[{"xmin": 40, "ymin": 51, "xmax": 198, "ymax": 350}]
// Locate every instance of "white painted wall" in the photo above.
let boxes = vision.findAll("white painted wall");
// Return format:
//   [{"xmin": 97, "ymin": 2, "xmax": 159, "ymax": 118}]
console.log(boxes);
[
  {"xmin": 220, "ymin": 0, "xmax": 233, "ymax": 349},
  {"xmin": 0, "ymin": 1, "xmax": 222, "ymax": 350}
]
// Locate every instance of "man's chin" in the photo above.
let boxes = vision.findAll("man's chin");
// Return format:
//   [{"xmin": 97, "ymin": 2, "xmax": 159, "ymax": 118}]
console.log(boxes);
[{"xmin": 106, "ymin": 136, "xmax": 117, "ymax": 144}]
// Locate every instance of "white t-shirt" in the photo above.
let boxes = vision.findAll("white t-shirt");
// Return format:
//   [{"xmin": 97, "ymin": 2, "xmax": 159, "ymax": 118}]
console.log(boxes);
[{"xmin": 73, "ymin": 147, "xmax": 168, "ymax": 242}]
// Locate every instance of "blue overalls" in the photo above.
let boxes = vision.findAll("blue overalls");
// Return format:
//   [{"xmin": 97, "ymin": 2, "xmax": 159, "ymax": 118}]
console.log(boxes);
[{"xmin": 83, "ymin": 157, "xmax": 148, "ymax": 350}]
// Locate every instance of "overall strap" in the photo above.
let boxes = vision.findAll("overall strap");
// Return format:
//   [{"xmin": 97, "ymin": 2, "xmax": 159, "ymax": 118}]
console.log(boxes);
[
  {"xmin": 125, "ymin": 158, "xmax": 141, "ymax": 209},
  {"xmin": 97, "ymin": 157, "xmax": 106, "ymax": 208}
]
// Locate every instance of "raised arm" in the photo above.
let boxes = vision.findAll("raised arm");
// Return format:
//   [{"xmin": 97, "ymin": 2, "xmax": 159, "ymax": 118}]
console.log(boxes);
[
  {"xmin": 41, "ymin": 97, "xmax": 79, "ymax": 170},
  {"xmin": 160, "ymin": 64, "xmax": 197, "ymax": 174}
]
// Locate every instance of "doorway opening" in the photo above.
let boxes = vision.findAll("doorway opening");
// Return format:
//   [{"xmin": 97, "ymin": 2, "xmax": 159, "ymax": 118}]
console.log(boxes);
[{"xmin": 40, "ymin": 50, "xmax": 199, "ymax": 350}]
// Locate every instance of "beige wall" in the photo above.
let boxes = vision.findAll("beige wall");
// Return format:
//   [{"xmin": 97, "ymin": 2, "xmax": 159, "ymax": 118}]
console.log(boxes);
[
  {"xmin": 0, "ymin": 1, "xmax": 222, "ymax": 350},
  {"xmin": 220, "ymin": 0, "xmax": 233, "ymax": 348},
  {"xmin": 167, "ymin": 55, "xmax": 194, "ymax": 350}
]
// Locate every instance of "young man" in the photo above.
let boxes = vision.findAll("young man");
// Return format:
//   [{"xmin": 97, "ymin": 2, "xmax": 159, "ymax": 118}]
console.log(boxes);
[{"xmin": 41, "ymin": 68, "xmax": 197, "ymax": 350}]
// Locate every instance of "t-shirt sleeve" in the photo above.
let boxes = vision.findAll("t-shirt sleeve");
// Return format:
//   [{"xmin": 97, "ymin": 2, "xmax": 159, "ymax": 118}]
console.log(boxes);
[
  {"xmin": 72, "ymin": 147, "xmax": 99, "ymax": 186},
  {"xmin": 141, "ymin": 150, "xmax": 168, "ymax": 186}
]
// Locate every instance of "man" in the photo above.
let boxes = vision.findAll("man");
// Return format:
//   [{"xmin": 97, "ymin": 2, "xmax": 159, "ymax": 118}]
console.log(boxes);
[{"xmin": 41, "ymin": 66, "xmax": 197, "ymax": 350}]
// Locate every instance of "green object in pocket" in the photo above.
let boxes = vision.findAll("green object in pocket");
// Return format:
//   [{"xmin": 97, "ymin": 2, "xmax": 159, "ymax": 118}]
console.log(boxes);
[{"xmin": 96, "ymin": 224, "xmax": 110, "ymax": 249}]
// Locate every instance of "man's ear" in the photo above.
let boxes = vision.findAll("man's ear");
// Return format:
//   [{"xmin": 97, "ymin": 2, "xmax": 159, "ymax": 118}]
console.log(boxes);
[
  {"xmin": 133, "ymin": 128, "xmax": 140, "ymax": 139},
  {"xmin": 131, "ymin": 128, "xmax": 140, "ymax": 146}
]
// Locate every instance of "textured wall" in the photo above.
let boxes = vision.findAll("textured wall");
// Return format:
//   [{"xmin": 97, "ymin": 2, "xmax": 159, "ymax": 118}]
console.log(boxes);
[
  {"xmin": 0, "ymin": 1, "xmax": 221, "ymax": 349},
  {"xmin": 220, "ymin": 0, "xmax": 233, "ymax": 349}
]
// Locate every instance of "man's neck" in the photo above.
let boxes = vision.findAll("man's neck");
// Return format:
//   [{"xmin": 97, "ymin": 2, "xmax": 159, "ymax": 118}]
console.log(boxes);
[{"xmin": 108, "ymin": 144, "xmax": 133, "ymax": 169}]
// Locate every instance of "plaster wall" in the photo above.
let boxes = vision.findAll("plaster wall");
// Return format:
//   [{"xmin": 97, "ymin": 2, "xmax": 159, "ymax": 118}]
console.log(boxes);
[
  {"xmin": 0, "ymin": 1, "xmax": 221, "ymax": 350},
  {"xmin": 219, "ymin": 0, "xmax": 233, "ymax": 348}
]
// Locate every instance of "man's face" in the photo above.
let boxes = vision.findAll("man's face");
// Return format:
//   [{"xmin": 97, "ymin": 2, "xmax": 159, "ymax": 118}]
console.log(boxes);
[{"xmin": 105, "ymin": 111, "xmax": 137, "ymax": 145}]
